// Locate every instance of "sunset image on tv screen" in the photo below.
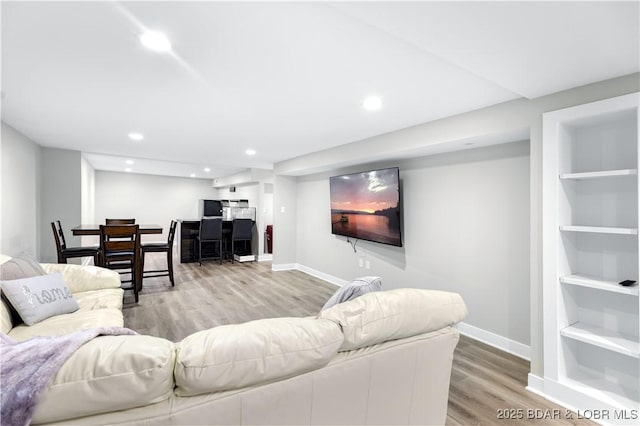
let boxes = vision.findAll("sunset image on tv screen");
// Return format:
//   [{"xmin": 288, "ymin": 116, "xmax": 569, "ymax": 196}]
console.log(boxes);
[{"xmin": 330, "ymin": 167, "xmax": 401, "ymax": 246}]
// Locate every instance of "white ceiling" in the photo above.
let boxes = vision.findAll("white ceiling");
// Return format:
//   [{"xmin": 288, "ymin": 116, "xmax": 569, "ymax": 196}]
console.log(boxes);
[{"xmin": 2, "ymin": 1, "xmax": 638, "ymax": 179}]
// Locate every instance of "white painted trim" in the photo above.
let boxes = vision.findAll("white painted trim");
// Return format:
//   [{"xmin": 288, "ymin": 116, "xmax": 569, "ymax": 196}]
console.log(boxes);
[
  {"xmin": 458, "ymin": 322, "xmax": 530, "ymax": 360},
  {"xmin": 296, "ymin": 264, "xmax": 346, "ymax": 287},
  {"xmin": 270, "ymin": 263, "xmax": 346, "ymax": 286},
  {"xmin": 258, "ymin": 254, "xmax": 273, "ymax": 262},
  {"xmin": 526, "ymin": 374, "xmax": 545, "ymax": 397},
  {"xmin": 271, "ymin": 263, "xmax": 298, "ymax": 271}
]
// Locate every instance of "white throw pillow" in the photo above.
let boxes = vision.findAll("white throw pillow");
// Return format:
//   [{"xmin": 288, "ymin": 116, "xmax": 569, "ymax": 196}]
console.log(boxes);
[
  {"xmin": 0, "ymin": 273, "xmax": 79, "ymax": 326},
  {"xmin": 321, "ymin": 276, "xmax": 382, "ymax": 311}
]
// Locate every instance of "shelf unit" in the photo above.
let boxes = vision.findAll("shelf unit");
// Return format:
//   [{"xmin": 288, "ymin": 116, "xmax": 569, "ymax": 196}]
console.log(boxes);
[
  {"xmin": 560, "ymin": 169, "xmax": 637, "ymax": 180},
  {"xmin": 560, "ymin": 323, "xmax": 639, "ymax": 359},
  {"xmin": 543, "ymin": 92, "xmax": 639, "ymax": 419},
  {"xmin": 559, "ymin": 225, "xmax": 638, "ymax": 235},
  {"xmin": 560, "ymin": 274, "xmax": 638, "ymax": 296}
]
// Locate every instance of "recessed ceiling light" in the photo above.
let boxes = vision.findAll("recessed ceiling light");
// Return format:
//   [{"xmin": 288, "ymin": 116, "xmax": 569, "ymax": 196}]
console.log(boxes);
[
  {"xmin": 139, "ymin": 31, "xmax": 171, "ymax": 52},
  {"xmin": 190, "ymin": 173, "xmax": 196, "ymax": 178},
  {"xmin": 245, "ymin": 149, "xmax": 256, "ymax": 156},
  {"xmin": 125, "ymin": 168, "xmax": 132, "ymax": 173},
  {"xmin": 125, "ymin": 159, "xmax": 134, "ymax": 165},
  {"xmin": 128, "ymin": 132, "xmax": 144, "ymax": 141},
  {"xmin": 204, "ymin": 167, "xmax": 211, "ymax": 172},
  {"xmin": 362, "ymin": 95, "xmax": 383, "ymax": 111}
]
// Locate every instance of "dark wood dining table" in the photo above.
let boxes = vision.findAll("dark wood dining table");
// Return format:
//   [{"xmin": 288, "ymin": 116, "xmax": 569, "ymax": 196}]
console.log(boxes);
[
  {"xmin": 71, "ymin": 224, "xmax": 163, "ymax": 236},
  {"xmin": 71, "ymin": 224, "xmax": 163, "ymax": 293}
]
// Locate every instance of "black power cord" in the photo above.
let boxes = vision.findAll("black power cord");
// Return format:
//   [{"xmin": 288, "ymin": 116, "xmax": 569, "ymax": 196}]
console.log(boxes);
[{"xmin": 346, "ymin": 237, "xmax": 358, "ymax": 253}]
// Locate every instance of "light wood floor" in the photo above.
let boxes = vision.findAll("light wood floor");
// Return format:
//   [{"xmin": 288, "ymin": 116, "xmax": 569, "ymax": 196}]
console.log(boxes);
[{"xmin": 124, "ymin": 253, "xmax": 594, "ymax": 426}]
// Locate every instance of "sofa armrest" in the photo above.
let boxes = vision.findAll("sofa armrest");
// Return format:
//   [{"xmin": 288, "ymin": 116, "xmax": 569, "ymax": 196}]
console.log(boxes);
[{"xmin": 41, "ymin": 263, "xmax": 120, "ymax": 293}]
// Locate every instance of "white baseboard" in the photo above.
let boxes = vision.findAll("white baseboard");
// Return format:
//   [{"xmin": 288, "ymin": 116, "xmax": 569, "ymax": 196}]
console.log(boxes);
[
  {"xmin": 271, "ymin": 263, "xmax": 345, "ymax": 287},
  {"xmin": 457, "ymin": 322, "xmax": 530, "ymax": 360},
  {"xmin": 258, "ymin": 254, "xmax": 273, "ymax": 262},
  {"xmin": 271, "ymin": 263, "xmax": 298, "ymax": 271},
  {"xmin": 295, "ymin": 264, "xmax": 346, "ymax": 287},
  {"xmin": 526, "ymin": 373, "xmax": 545, "ymax": 397}
]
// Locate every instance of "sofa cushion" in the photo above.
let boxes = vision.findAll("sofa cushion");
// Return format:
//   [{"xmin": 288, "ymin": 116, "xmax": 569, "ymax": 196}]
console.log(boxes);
[
  {"xmin": 319, "ymin": 288, "xmax": 468, "ymax": 351},
  {"xmin": 175, "ymin": 317, "xmax": 344, "ymax": 396},
  {"xmin": 321, "ymin": 276, "xmax": 382, "ymax": 311},
  {"xmin": 32, "ymin": 334, "xmax": 176, "ymax": 424},
  {"xmin": 0, "ymin": 253, "xmax": 46, "ymax": 280},
  {"xmin": 0, "ymin": 273, "xmax": 79, "ymax": 326},
  {"xmin": 0, "ymin": 254, "xmax": 11, "ymax": 265},
  {"xmin": 41, "ymin": 263, "xmax": 121, "ymax": 293},
  {"xmin": 8, "ymin": 308, "xmax": 123, "ymax": 341},
  {"xmin": 74, "ymin": 288, "xmax": 124, "ymax": 312},
  {"xmin": 0, "ymin": 298, "xmax": 12, "ymax": 334}
]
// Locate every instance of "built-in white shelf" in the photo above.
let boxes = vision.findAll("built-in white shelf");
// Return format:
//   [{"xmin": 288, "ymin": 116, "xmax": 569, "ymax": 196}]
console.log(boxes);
[
  {"xmin": 559, "ymin": 169, "xmax": 638, "ymax": 180},
  {"xmin": 560, "ymin": 274, "xmax": 639, "ymax": 296},
  {"xmin": 559, "ymin": 225, "xmax": 638, "ymax": 235},
  {"xmin": 543, "ymin": 93, "xmax": 640, "ymax": 416},
  {"xmin": 561, "ymin": 323, "xmax": 640, "ymax": 359},
  {"xmin": 563, "ymin": 373, "xmax": 639, "ymax": 410}
]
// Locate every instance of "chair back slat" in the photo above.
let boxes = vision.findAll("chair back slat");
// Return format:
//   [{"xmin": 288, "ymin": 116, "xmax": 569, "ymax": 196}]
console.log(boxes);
[
  {"xmin": 106, "ymin": 218, "xmax": 136, "ymax": 225},
  {"xmin": 51, "ymin": 221, "xmax": 67, "ymax": 251},
  {"xmin": 100, "ymin": 225, "xmax": 140, "ymax": 254},
  {"xmin": 168, "ymin": 220, "xmax": 178, "ymax": 246}
]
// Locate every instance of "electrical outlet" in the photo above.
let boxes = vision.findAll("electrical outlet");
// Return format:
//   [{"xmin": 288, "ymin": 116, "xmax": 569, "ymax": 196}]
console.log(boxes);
[
  {"xmin": 358, "ymin": 258, "xmax": 364, "ymax": 268},
  {"xmin": 280, "ymin": 206, "xmax": 286, "ymax": 213},
  {"xmin": 365, "ymin": 260, "xmax": 370, "ymax": 270}
]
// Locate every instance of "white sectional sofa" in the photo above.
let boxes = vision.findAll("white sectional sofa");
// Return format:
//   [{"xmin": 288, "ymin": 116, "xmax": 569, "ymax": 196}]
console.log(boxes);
[{"xmin": 0, "ymin": 255, "xmax": 468, "ymax": 425}]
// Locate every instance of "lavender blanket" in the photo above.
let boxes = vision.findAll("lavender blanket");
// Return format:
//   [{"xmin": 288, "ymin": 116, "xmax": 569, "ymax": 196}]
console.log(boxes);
[{"xmin": 1, "ymin": 327, "xmax": 137, "ymax": 426}]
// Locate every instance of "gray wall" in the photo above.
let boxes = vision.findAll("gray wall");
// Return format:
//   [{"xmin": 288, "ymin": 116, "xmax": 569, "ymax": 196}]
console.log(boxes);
[
  {"xmin": 95, "ymin": 170, "xmax": 217, "ymax": 255},
  {"xmin": 39, "ymin": 148, "xmax": 83, "ymax": 263},
  {"xmin": 295, "ymin": 141, "xmax": 530, "ymax": 344},
  {"xmin": 80, "ymin": 156, "xmax": 96, "ymax": 247},
  {"xmin": 94, "ymin": 171, "xmax": 219, "ymax": 243},
  {"xmin": 274, "ymin": 73, "xmax": 640, "ymax": 378},
  {"xmin": 273, "ymin": 175, "xmax": 298, "ymax": 265},
  {"xmin": 1, "ymin": 123, "xmax": 41, "ymax": 258}
]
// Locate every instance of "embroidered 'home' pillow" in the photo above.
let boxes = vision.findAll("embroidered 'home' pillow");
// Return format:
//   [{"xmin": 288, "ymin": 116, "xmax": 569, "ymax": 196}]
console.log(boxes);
[{"xmin": 0, "ymin": 273, "xmax": 79, "ymax": 326}]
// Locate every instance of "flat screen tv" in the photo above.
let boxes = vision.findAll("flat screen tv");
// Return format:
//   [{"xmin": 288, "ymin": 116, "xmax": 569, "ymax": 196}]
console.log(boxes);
[{"xmin": 330, "ymin": 167, "xmax": 402, "ymax": 247}]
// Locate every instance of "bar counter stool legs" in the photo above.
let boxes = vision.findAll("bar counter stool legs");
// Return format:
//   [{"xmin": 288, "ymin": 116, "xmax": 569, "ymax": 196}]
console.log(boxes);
[
  {"xmin": 197, "ymin": 218, "xmax": 223, "ymax": 265},
  {"xmin": 141, "ymin": 220, "xmax": 177, "ymax": 287},
  {"xmin": 230, "ymin": 219, "xmax": 254, "ymax": 264}
]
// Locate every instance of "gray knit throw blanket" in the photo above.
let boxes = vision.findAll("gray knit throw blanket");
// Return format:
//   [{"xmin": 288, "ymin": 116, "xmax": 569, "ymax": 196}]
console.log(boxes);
[{"xmin": 1, "ymin": 327, "xmax": 137, "ymax": 426}]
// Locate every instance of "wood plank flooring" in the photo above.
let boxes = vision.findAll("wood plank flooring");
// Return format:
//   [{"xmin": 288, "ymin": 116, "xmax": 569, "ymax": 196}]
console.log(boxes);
[
  {"xmin": 123, "ymin": 253, "xmax": 337, "ymax": 341},
  {"xmin": 124, "ymin": 253, "xmax": 594, "ymax": 426}
]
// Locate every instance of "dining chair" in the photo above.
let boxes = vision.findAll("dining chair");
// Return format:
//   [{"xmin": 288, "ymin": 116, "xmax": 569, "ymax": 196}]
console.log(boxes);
[
  {"xmin": 99, "ymin": 224, "xmax": 141, "ymax": 303},
  {"xmin": 230, "ymin": 219, "xmax": 254, "ymax": 263},
  {"xmin": 51, "ymin": 221, "xmax": 100, "ymax": 265},
  {"xmin": 141, "ymin": 220, "xmax": 177, "ymax": 286},
  {"xmin": 197, "ymin": 218, "xmax": 223, "ymax": 266}
]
